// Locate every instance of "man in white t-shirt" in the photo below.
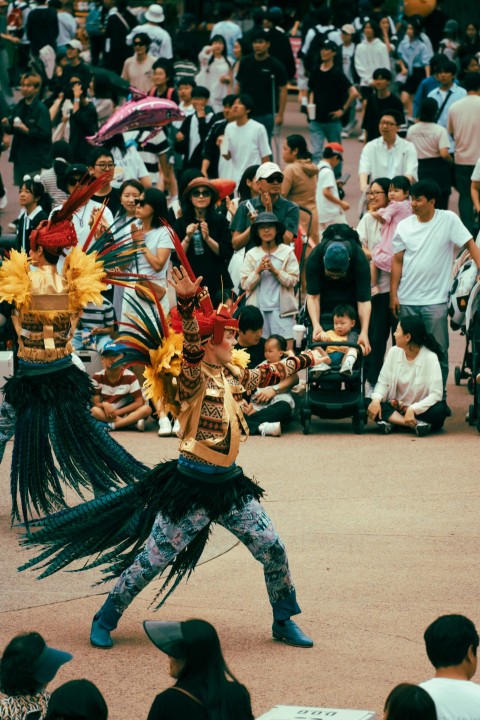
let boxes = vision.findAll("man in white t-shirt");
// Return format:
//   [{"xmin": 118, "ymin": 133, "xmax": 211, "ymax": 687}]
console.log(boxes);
[
  {"xmin": 126, "ymin": 4, "xmax": 173, "ymax": 59},
  {"xmin": 391, "ymin": 179, "xmax": 480, "ymax": 392},
  {"xmin": 316, "ymin": 143, "xmax": 350, "ymax": 236},
  {"xmin": 221, "ymin": 94, "xmax": 271, "ymax": 187},
  {"xmin": 420, "ymin": 614, "xmax": 480, "ymax": 720}
]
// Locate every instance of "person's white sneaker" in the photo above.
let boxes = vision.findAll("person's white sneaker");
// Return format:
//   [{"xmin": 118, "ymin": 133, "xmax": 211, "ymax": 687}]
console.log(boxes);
[
  {"xmin": 311, "ymin": 361, "xmax": 331, "ymax": 377},
  {"xmin": 339, "ymin": 355, "xmax": 356, "ymax": 375},
  {"xmin": 0, "ymin": 190, "xmax": 6, "ymax": 210},
  {"xmin": 158, "ymin": 416, "xmax": 172, "ymax": 437},
  {"xmin": 259, "ymin": 421, "xmax": 282, "ymax": 437},
  {"xmin": 172, "ymin": 418, "xmax": 180, "ymax": 435},
  {"xmin": 358, "ymin": 130, "xmax": 366, "ymax": 142},
  {"xmin": 136, "ymin": 418, "xmax": 145, "ymax": 432}
]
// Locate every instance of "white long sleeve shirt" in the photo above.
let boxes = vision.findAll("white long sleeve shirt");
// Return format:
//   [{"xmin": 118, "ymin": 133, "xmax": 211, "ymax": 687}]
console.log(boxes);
[{"xmin": 371, "ymin": 345, "xmax": 443, "ymax": 414}]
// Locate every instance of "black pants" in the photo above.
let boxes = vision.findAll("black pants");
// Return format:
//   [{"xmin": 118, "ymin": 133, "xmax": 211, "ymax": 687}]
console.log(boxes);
[
  {"xmin": 381, "ymin": 400, "xmax": 448, "ymax": 431},
  {"xmin": 246, "ymin": 400, "xmax": 292, "ymax": 434},
  {"xmin": 366, "ymin": 292, "xmax": 396, "ymax": 386}
]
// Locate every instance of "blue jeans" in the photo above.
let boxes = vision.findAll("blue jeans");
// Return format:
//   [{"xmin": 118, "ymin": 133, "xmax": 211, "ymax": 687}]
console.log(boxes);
[
  {"xmin": 309, "ymin": 120, "xmax": 342, "ymax": 173},
  {"xmin": 400, "ymin": 303, "xmax": 449, "ymax": 393}
]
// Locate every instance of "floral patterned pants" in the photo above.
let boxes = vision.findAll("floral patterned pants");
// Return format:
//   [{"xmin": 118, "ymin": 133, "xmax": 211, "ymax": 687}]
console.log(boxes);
[{"xmin": 110, "ymin": 497, "xmax": 300, "ymax": 620}]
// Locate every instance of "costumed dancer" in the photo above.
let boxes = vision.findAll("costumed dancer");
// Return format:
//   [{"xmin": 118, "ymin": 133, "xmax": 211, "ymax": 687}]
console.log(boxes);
[
  {"xmin": 20, "ymin": 247, "xmax": 326, "ymax": 649},
  {"xmin": 0, "ymin": 177, "xmax": 149, "ymax": 524}
]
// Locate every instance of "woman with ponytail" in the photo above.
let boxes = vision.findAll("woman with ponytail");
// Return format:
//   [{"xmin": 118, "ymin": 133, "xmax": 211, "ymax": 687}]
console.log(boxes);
[
  {"xmin": 367, "ymin": 315, "xmax": 448, "ymax": 436},
  {"xmin": 144, "ymin": 619, "xmax": 254, "ymax": 720}
]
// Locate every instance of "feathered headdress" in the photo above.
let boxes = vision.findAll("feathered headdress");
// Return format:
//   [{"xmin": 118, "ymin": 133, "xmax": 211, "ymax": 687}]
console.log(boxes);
[{"xmin": 29, "ymin": 174, "xmax": 110, "ymax": 256}]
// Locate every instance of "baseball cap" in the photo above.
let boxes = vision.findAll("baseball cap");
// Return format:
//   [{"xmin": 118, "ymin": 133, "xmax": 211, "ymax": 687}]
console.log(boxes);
[
  {"xmin": 324, "ymin": 241, "xmax": 350, "ymax": 274},
  {"xmin": 321, "ymin": 40, "xmax": 338, "ymax": 51},
  {"xmin": 325, "ymin": 142, "xmax": 344, "ymax": 156},
  {"xmin": 144, "ymin": 621, "xmax": 186, "ymax": 659},
  {"xmin": 66, "ymin": 39, "xmax": 83, "ymax": 52},
  {"xmin": 341, "ymin": 24, "xmax": 356, "ymax": 35},
  {"xmin": 255, "ymin": 162, "xmax": 283, "ymax": 181},
  {"xmin": 33, "ymin": 645, "xmax": 73, "ymax": 685},
  {"xmin": 101, "ymin": 342, "xmax": 126, "ymax": 356},
  {"xmin": 65, "ymin": 163, "xmax": 88, "ymax": 183}
]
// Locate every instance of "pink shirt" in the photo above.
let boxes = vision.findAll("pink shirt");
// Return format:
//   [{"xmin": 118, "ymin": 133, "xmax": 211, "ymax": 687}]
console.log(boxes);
[{"xmin": 373, "ymin": 199, "xmax": 412, "ymax": 272}]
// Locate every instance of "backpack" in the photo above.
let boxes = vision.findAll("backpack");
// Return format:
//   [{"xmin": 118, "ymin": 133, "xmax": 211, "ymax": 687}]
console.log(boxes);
[
  {"xmin": 301, "ymin": 25, "xmax": 341, "ymax": 74},
  {"xmin": 86, "ymin": 2, "xmax": 103, "ymax": 37}
]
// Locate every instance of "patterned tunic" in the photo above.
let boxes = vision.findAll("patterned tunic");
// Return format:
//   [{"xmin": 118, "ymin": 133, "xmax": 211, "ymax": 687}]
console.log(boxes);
[{"xmin": 0, "ymin": 691, "xmax": 49, "ymax": 720}]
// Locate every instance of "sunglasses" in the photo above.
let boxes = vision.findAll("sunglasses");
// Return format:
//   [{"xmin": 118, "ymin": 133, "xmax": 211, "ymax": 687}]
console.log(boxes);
[
  {"xmin": 264, "ymin": 174, "xmax": 284, "ymax": 184},
  {"xmin": 191, "ymin": 189, "xmax": 212, "ymax": 198},
  {"xmin": 134, "ymin": 198, "xmax": 147, "ymax": 206},
  {"xmin": 133, "ymin": 42, "xmax": 146, "ymax": 46}
]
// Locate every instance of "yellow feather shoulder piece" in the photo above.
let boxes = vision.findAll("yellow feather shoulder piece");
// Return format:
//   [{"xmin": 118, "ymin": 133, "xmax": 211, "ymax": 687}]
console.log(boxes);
[
  {"xmin": 143, "ymin": 330, "xmax": 184, "ymax": 414},
  {"xmin": 0, "ymin": 250, "xmax": 32, "ymax": 308},
  {"xmin": 231, "ymin": 347, "xmax": 250, "ymax": 369},
  {"xmin": 63, "ymin": 247, "xmax": 106, "ymax": 313}
]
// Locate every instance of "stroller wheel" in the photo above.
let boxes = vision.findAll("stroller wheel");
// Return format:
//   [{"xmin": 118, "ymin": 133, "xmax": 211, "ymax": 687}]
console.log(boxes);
[
  {"xmin": 301, "ymin": 408, "xmax": 311, "ymax": 435},
  {"xmin": 468, "ymin": 376, "xmax": 475, "ymax": 395},
  {"xmin": 467, "ymin": 404, "xmax": 476, "ymax": 426},
  {"xmin": 454, "ymin": 366, "xmax": 461, "ymax": 386}
]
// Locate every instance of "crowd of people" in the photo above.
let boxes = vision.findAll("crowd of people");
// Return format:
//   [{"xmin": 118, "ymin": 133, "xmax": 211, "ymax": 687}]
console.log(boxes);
[
  {"xmin": 0, "ymin": 1, "xmax": 479, "ymax": 719},
  {"xmin": 1, "ymin": 613, "xmax": 480, "ymax": 719},
  {"xmin": 0, "ymin": 0, "xmax": 479, "ymax": 440}
]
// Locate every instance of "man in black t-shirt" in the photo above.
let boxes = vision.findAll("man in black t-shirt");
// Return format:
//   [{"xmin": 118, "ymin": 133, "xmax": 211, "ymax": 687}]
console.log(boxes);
[
  {"xmin": 307, "ymin": 40, "xmax": 358, "ymax": 163},
  {"xmin": 306, "ymin": 224, "xmax": 371, "ymax": 353},
  {"xmin": 234, "ymin": 306, "xmax": 266, "ymax": 369},
  {"xmin": 88, "ymin": 148, "xmax": 121, "ymax": 217},
  {"xmin": 362, "ymin": 68, "xmax": 405, "ymax": 142},
  {"xmin": 235, "ymin": 29, "xmax": 288, "ymax": 141}
]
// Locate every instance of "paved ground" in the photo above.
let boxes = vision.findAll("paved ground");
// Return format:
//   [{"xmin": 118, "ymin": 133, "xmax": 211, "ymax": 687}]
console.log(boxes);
[{"xmin": 0, "ymin": 99, "xmax": 479, "ymax": 719}]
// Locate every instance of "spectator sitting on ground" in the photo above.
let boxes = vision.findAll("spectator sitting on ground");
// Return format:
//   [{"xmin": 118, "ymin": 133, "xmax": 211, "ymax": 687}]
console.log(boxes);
[
  {"xmin": 233, "ymin": 306, "xmax": 265, "ymax": 368},
  {"xmin": 306, "ymin": 224, "xmax": 372, "ymax": 351},
  {"xmin": 384, "ymin": 684, "xmax": 437, "ymax": 720},
  {"xmin": 0, "ymin": 632, "xmax": 72, "ymax": 720},
  {"xmin": 91, "ymin": 342, "xmax": 152, "ymax": 432},
  {"xmin": 46, "ymin": 680, "xmax": 108, "ymax": 720},
  {"xmin": 240, "ymin": 212, "xmax": 299, "ymax": 350},
  {"xmin": 242, "ymin": 334, "xmax": 298, "ymax": 437},
  {"xmin": 419, "ymin": 614, "xmax": 480, "ymax": 719},
  {"xmin": 144, "ymin": 618, "xmax": 253, "ymax": 720},
  {"xmin": 231, "ymin": 162, "xmax": 300, "ymax": 252},
  {"xmin": 312, "ymin": 303, "xmax": 359, "ymax": 376},
  {"xmin": 367, "ymin": 315, "xmax": 447, "ymax": 436}
]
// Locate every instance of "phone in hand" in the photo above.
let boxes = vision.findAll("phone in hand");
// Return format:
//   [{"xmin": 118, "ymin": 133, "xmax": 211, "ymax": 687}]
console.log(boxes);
[
  {"xmin": 339, "ymin": 173, "xmax": 351, "ymax": 185},
  {"xmin": 245, "ymin": 200, "xmax": 258, "ymax": 217}
]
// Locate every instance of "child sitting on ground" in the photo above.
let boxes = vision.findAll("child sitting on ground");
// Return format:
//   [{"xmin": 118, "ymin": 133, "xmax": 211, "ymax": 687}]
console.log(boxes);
[
  {"xmin": 314, "ymin": 304, "xmax": 359, "ymax": 376},
  {"xmin": 370, "ymin": 175, "xmax": 412, "ymax": 295},
  {"xmin": 91, "ymin": 342, "xmax": 152, "ymax": 431},
  {"xmin": 241, "ymin": 334, "xmax": 298, "ymax": 437},
  {"xmin": 72, "ymin": 295, "xmax": 116, "ymax": 353}
]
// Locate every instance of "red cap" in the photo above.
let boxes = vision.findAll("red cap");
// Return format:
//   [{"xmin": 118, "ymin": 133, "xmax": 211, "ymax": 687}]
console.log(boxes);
[{"xmin": 324, "ymin": 142, "xmax": 344, "ymax": 155}]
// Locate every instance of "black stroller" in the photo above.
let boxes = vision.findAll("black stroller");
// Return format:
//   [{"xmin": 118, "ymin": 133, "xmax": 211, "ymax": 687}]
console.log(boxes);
[
  {"xmin": 463, "ymin": 280, "xmax": 480, "ymax": 433},
  {"xmin": 300, "ymin": 339, "xmax": 367, "ymax": 434}
]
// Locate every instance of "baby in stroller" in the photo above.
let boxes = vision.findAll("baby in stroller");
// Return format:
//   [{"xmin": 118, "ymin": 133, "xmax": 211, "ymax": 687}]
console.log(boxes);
[{"xmin": 312, "ymin": 304, "xmax": 359, "ymax": 375}]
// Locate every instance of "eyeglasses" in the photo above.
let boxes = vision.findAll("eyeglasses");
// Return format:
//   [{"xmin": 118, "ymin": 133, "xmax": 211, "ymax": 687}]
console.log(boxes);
[
  {"xmin": 367, "ymin": 190, "xmax": 386, "ymax": 197},
  {"xmin": 264, "ymin": 174, "xmax": 284, "ymax": 183},
  {"xmin": 95, "ymin": 162, "xmax": 115, "ymax": 170},
  {"xmin": 134, "ymin": 198, "xmax": 146, "ymax": 206},
  {"xmin": 69, "ymin": 81, "xmax": 82, "ymax": 86},
  {"xmin": 191, "ymin": 189, "xmax": 212, "ymax": 198},
  {"xmin": 380, "ymin": 121, "xmax": 397, "ymax": 126}
]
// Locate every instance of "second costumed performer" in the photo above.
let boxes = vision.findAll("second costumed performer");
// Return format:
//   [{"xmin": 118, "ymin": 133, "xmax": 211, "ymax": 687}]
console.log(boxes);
[{"xmin": 20, "ymin": 263, "xmax": 325, "ymax": 649}]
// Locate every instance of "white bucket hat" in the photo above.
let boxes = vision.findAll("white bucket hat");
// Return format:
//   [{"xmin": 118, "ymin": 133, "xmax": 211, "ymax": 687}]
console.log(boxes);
[{"xmin": 145, "ymin": 4, "xmax": 165, "ymax": 23}]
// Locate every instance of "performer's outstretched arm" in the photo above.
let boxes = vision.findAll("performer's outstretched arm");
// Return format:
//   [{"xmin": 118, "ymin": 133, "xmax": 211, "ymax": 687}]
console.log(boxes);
[{"xmin": 241, "ymin": 352, "xmax": 317, "ymax": 395}]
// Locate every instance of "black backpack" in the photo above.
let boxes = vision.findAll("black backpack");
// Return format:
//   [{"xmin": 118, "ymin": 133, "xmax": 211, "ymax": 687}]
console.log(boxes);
[{"xmin": 301, "ymin": 25, "xmax": 342, "ymax": 74}]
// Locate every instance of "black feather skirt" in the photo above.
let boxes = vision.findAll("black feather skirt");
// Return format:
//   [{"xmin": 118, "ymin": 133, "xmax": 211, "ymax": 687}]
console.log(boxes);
[
  {"xmin": 4, "ymin": 363, "xmax": 148, "ymax": 524},
  {"xmin": 19, "ymin": 460, "xmax": 264, "ymax": 608}
]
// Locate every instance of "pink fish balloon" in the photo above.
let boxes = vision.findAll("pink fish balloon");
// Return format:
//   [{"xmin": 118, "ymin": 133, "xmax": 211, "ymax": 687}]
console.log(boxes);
[{"xmin": 87, "ymin": 97, "xmax": 185, "ymax": 146}]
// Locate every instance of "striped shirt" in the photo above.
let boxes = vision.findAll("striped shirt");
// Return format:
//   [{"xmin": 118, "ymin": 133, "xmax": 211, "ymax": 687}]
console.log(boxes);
[
  {"xmin": 92, "ymin": 367, "xmax": 142, "ymax": 409},
  {"xmin": 124, "ymin": 130, "xmax": 170, "ymax": 183},
  {"xmin": 78, "ymin": 300, "xmax": 116, "ymax": 331}
]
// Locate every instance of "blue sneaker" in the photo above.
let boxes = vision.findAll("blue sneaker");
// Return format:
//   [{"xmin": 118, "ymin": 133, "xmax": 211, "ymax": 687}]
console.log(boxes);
[{"xmin": 272, "ymin": 620, "xmax": 313, "ymax": 648}]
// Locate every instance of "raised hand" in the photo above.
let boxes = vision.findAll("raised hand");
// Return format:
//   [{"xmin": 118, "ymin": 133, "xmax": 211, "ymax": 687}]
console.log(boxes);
[{"xmin": 169, "ymin": 265, "xmax": 203, "ymax": 298}]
